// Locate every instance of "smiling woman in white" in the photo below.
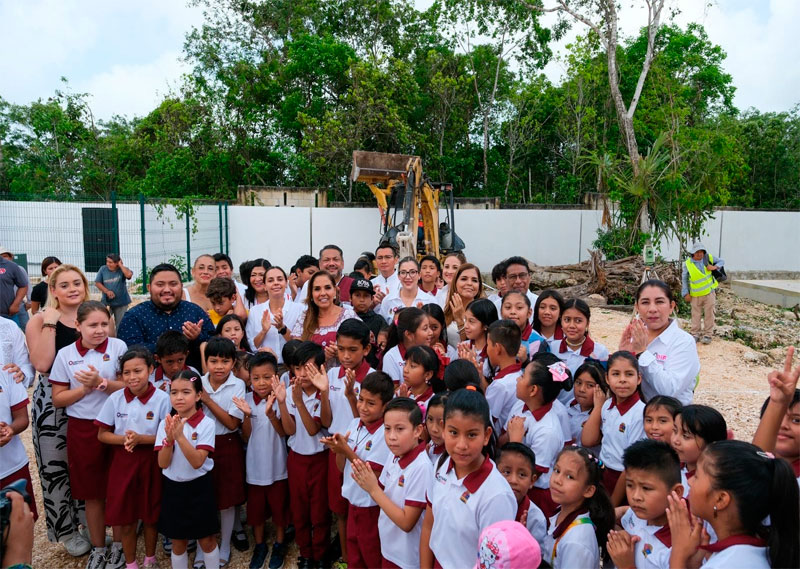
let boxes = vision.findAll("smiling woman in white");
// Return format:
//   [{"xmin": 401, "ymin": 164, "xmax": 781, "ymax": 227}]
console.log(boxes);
[
  {"xmin": 246, "ymin": 266, "xmax": 304, "ymax": 363},
  {"xmin": 380, "ymin": 257, "xmax": 435, "ymax": 324}
]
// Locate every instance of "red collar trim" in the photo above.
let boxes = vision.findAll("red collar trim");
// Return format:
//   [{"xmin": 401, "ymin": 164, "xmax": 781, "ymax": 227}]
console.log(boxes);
[
  {"xmin": 429, "ymin": 441, "xmax": 444, "ymax": 455},
  {"xmin": 359, "ymin": 418, "xmax": 384, "ymax": 434},
  {"xmin": 609, "ymin": 392, "xmax": 641, "ymax": 416},
  {"xmin": 553, "ymin": 507, "xmax": 589, "ymax": 539},
  {"xmin": 553, "ymin": 326, "xmax": 564, "ymax": 340},
  {"xmin": 494, "ymin": 363, "xmax": 522, "ymax": 380},
  {"xmin": 123, "ymin": 383, "xmax": 156, "ymax": 404},
  {"xmin": 76, "ymin": 337, "xmax": 108, "ymax": 356},
  {"xmin": 398, "ymin": 343, "xmax": 407, "ymax": 359},
  {"xmin": 253, "ymin": 392, "xmax": 266, "ymax": 406},
  {"xmin": 524, "ymin": 401, "xmax": 554, "ymax": 422},
  {"xmin": 699, "ymin": 535, "xmax": 766, "ymax": 553},
  {"xmin": 338, "ymin": 358, "xmax": 372, "ymax": 382},
  {"xmin": 521, "ymin": 323, "xmax": 533, "ymax": 342},
  {"xmin": 411, "ymin": 386, "xmax": 434, "ymax": 403},
  {"xmin": 459, "ymin": 455, "xmax": 494, "ymax": 494},
  {"xmin": 558, "ymin": 335, "xmax": 595, "ymax": 357},
  {"xmin": 154, "ymin": 364, "xmax": 189, "ymax": 382},
  {"xmin": 791, "ymin": 458, "xmax": 800, "ymax": 477},
  {"xmin": 516, "ymin": 496, "xmax": 531, "ymax": 523},
  {"xmin": 654, "ymin": 524, "xmax": 672, "ymax": 547},
  {"xmin": 398, "ymin": 441, "xmax": 427, "ymax": 468},
  {"xmin": 186, "ymin": 409, "xmax": 206, "ymax": 428}
]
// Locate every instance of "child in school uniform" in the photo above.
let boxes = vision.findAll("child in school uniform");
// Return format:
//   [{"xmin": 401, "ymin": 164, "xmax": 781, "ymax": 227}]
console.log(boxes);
[
  {"xmin": 607, "ymin": 440, "xmax": 683, "ymax": 569},
  {"xmin": 50, "ymin": 301, "xmax": 127, "ymax": 569},
  {"xmin": 323, "ymin": 372, "xmax": 395, "ymax": 569},
  {"xmin": 532, "ymin": 290, "xmax": 564, "ymax": 343},
  {"xmin": 155, "ymin": 371, "xmax": 220, "ymax": 569},
  {"xmin": 350, "ymin": 397, "xmax": 432, "ymax": 569},
  {"xmin": 670, "ymin": 404, "xmax": 727, "ymax": 497},
  {"xmin": 496, "ymin": 443, "xmax": 547, "ymax": 548},
  {"xmin": 541, "ymin": 447, "xmax": 615, "ymax": 569},
  {"xmin": 231, "ymin": 352, "xmax": 290, "ymax": 569},
  {"xmin": 581, "ymin": 351, "xmax": 647, "ymax": 497},
  {"xmin": 484, "ymin": 320, "xmax": 523, "ymax": 432},
  {"xmin": 399, "ymin": 346, "xmax": 439, "ymax": 412},
  {"xmin": 323, "ymin": 318, "xmax": 375, "ymax": 565},
  {"xmin": 150, "ymin": 331, "xmax": 196, "ymax": 392},
  {"xmin": 549, "ymin": 299, "xmax": 609, "ymax": 405},
  {"xmin": 421, "ymin": 303, "xmax": 459, "ymax": 368},
  {"xmin": 501, "ymin": 291, "xmax": 548, "ymax": 360},
  {"xmin": 420, "ymin": 388, "xmax": 516, "ymax": 569},
  {"xmin": 668, "ymin": 440, "xmax": 799, "ymax": 569},
  {"xmin": 198, "ymin": 337, "xmax": 247, "ymax": 566},
  {"xmin": 424, "ymin": 393, "xmax": 446, "ymax": 463},
  {"xmin": 455, "ymin": 299, "xmax": 498, "ymax": 379},
  {"xmin": 382, "ymin": 307, "xmax": 434, "ymax": 384},
  {"xmin": 567, "ymin": 361, "xmax": 608, "ymax": 454},
  {"xmin": 500, "ymin": 357, "xmax": 568, "ymax": 519},
  {"xmin": 274, "ymin": 342, "xmax": 331, "ymax": 568},
  {"xmin": 96, "ymin": 347, "xmax": 171, "ymax": 569}
]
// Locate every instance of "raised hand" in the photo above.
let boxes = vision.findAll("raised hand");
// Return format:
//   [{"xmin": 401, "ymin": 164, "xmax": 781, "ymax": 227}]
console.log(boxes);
[
  {"xmin": 265, "ymin": 393, "xmax": 277, "ymax": 419},
  {"xmin": 273, "ymin": 307, "xmax": 284, "ymax": 331},
  {"xmin": 182, "ymin": 319, "xmax": 204, "ymax": 340},
  {"xmin": 607, "ymin": 529, "xmax": 639, "ymax": 569},
  {"xmin": 272, "ymin": 377, "xmax": 287, "ymax": 404},
  {"xmin": 324, "ymin": 342, "xmax": 338, "ymax": 360},
  {"xmin": 593, "ymin": 384, "xmax": 608, "ymax": 410},
  {"xmin": 766, "ymin": 346, "xmax": 800, "ymax": 406},
  {"xmin": 507, "ymin": 416, "xmax": 526, "ymax": 442},
  {"xmin": 397, "ymin": 383, "xmax": 410, "ymax": 398},
  {"xmin": 351, "ymin": 458, "xmax": 379, "ymax": 493},
  {"xmin": 666, "ymin": 491, "xmax": 707, "ymax": 569},
  {"xmin": 344, "ymin": 368, "xmax": 357, "ymax": 400},
  {"xmin": 450, "ymin": 294, "xmax": 465, "ymax": 325},
  {"xmin": 260, "ymin": 309, "xmax": 272, "ymax": 333},
  {"xmin": 306, "ymin": 362, "xmax": 329, "ymax": 394},
  {"xmin": 74, "ymin": 365, "xmax": 100, "ymax": 389},
  {"xmin": 321, "ymin": 431, "xmax": 350, "ymax": 455},
  {"xmin": 232, "ymin": 396, "xmax": 252, "ymax": 417}
]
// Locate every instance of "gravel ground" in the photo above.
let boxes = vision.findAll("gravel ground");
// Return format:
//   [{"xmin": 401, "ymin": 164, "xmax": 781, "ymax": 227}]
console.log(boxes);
[{"xmin": 21, "ymin": 307, "xmax": 786, "ymax": 568}]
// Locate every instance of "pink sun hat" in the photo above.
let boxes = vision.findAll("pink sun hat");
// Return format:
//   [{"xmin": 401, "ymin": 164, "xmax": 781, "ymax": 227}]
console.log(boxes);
[{"xmin": 474, "ymin": 520, "xmax": 542, "ymax": 569}]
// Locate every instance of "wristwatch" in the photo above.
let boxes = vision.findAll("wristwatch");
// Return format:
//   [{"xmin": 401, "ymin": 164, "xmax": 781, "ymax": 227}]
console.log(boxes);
[{"xmin": 278, "ymin": 326, "xmax": 288, "ymax": 335}]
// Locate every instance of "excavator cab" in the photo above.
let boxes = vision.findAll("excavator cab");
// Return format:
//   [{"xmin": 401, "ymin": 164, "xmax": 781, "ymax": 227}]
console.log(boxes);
[{"xmin": 350, "ymin": 151, "xmax": 464, "ymax": 260}]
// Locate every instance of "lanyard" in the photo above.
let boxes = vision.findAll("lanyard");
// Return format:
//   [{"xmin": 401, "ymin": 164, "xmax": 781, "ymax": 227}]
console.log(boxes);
[{"xmin": 552, "ymin": 517, "xmax": 595, "ymax": 559}]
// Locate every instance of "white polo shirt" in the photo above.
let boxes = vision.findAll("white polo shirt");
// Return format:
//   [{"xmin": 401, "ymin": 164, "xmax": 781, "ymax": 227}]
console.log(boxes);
[
  {"xmin": 246, "ymin": 301, "xmax": 304, "ymax": 363},
  {"xmin": 516, "ymin": 496, "xmax": 548, "ymax": 548},
  {"xmin": 549, "ymin": 336, "xmax": 609, "ymax": 405},
  {"xmin": 95, "ymin": 384, "xmax": 170, "ymax": 436},
  {"xmin": 371, "ymin": 272, "xmax": 400, "ymax": 295},
  {"xmin": 149, "ymin": 364, "xmax": 199, "ymax": 392},
  {"xmin": 566, "ymin": 399, "xmax": 601, "ymax": 455},
  {"xmin": 49, "ymin": 337, "xmax": 127, "ymax": 419},
  {"xmin": 541, "ymin": 509, "xmax": 599, "ymax": 569},
  {"xmin": 327, "ymin": 359, "xmax": 375, "ymax": 435},
  {"xmin": 485, "ymin": 363, "xmax": 523, "ymax": 432},
  {"xmin": 492, "ymin": 290, "xmax": 538, "ymax": 323},
  {"xmin": 600, "ymin": 393, "xmax": 646, "ymax": 471},
  {"xmin": 505, "ymin": 400, "xmax": 565, "ymax": 489},
  {"xmin": 244, "ymin": 391, "xmax": 288, "ymax": 486},
  {"xmin": 426, "ymin": 440, "xmax": 445, "ymax": 465},
  {"xmin": 0, "ymin": 317, "xmax": 34, "ymax": 388},
  {"xmin": 427, "ymin": 456, "xmax": 517, "ymax": 569},
  {"xmin": 287, "ymin": 388, "xmax": 325, "ymax": 455},
  {"xmin": 379, "ymin": 288, "xmax": 436, "ymax": 324},
  {"xmin": 155, "ymin": 410, "xmax": 215, "ymax": 481},
  {"xmin": 0, "ymin": 373, "xmax": 29, "ymax": 478},
  {"xmin": 699, "ymin": 537, "xmax": 769, "ymax": 569},
  {"xmin": 341, "ymin": 417, "xmax": 391, "ymax": 507},
  {"xmin": 201, "ymin": 372, "xmax": 245, "ymax": 435},
  {"xmin": 378, "ymin": 442, "xmax": 432, "ymax": 569},
  {"xmin": 638, "ymin": 319, "xmax": 699, "ymax": 405},
  {"xmin": 620, "ymin": 508, "xmax": 672, "ymax": 569},
  {"xmin": 381, "ymin": 345, "xmax": 406, "ymax": 384},
  {"xmin": 551, "ymin": 398, "xmax": 574, "ymax": 444}
]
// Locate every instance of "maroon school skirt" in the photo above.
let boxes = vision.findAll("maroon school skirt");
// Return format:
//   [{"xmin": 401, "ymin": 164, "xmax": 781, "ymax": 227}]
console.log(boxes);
[
  {"xmin": 106, "ymin": 445, "xmax": 162, "ymax": 525},
  {"xmin": 212, "ymin": 432, "xmax": 246, "ymax": 509},
  {"xmin": 0, "ymin": 464, "xmax": 38, "ymax": 521},
  {"xmin": 602, "ymin": 467, "xmax": 623, "ymax": 495},
  {"xmin": 67, "ymin": 417, "xmax": 110, "ymax": 500}
]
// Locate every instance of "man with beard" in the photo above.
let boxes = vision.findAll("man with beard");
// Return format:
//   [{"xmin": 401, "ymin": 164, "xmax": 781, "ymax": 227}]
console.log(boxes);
[
  {"xmin": 319, "ymin": 244, "xmax": 354, "ymax": 306},
  {"xmin": 117, "ymin": 263, "xmax": 215, "ymax": 369}
]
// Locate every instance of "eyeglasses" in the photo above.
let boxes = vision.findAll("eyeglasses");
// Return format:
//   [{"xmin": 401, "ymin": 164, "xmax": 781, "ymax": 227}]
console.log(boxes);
[
  {"xmin": 399, "ymin": 270, "xmax": 419, "ymax": 277},
  {"xmin": 507, "ymin": 272, "xmax": 530, "ymax": 281}
]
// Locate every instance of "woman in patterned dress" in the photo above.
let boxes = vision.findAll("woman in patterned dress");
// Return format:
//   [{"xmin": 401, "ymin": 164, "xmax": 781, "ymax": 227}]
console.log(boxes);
[{"xmin": 25, "ymin": 264, "xmax": 92, "ymax": 555}]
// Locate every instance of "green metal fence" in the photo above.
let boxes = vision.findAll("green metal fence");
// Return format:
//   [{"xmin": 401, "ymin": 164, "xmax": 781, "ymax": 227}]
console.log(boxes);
[{"xmin": 0, "ymin": 192, "xmax": 230, "ymax": 291}]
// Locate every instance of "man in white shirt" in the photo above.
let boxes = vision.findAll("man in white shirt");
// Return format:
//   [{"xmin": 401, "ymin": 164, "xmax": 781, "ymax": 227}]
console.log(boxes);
[
  {"xmin": 495, "ymin": 256, "xmax": 538, "ymax": 322},
  {"xmin": 371, "ymin": 243, "xmax": 400, "ymax": 306}
]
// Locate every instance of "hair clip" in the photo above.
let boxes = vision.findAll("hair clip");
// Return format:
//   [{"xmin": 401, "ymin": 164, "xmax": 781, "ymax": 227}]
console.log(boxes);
[
  {"xmin": 465, "ymin": 385, "xmax": 477, "ymax": 391},
  {"xmin": 757, "ymin": 451, "xmax": 775, "ymax": 459},
  {"xmin": 548, "ymin": 361, "xmax": 569, "ymax": 382},
  {"xmin": 585, "ymin": 451, "xmax": 605, "ymax": 468}
]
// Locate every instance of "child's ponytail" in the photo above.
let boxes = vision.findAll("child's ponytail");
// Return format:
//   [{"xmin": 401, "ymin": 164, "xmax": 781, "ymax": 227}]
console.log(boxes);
[
  {"xmin": 527, "ymin": 353, "xmax": 574, "ymax": 401},
  {"xmin": 386, "ymin": 307, "xmax": 426, "ymax": 352},
  {"xmin": 703, "ymin": 440, "xmax": 799, "ymax": 569}
]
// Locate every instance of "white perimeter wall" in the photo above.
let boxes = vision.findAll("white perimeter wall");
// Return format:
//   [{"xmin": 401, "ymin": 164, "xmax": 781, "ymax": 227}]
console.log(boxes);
[{"xmin": 2, "ymin": 201, "xmax": 798, "ymax": 278}]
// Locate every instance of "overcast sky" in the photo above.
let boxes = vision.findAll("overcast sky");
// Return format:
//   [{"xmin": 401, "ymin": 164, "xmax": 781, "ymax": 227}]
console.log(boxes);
[{"xmin": 0, "ymin": 0, "xmax": 797, "ymax": 121}]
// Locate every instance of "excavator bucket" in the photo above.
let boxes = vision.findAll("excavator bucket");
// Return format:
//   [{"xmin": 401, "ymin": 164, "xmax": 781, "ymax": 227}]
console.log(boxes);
[{"xmin": 350, "ymin": 151, "xmax": 419, "ymax": 183}]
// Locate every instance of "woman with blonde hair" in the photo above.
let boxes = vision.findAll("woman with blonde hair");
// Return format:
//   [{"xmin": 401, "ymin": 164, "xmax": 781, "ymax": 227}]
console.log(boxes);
[{"xmin": 25, "ymin": 264, "xmax": 94, "ymax": 556}]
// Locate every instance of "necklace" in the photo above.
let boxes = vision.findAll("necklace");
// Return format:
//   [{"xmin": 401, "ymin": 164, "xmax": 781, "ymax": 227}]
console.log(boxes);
[{"xmin": 565, "ymin": 337, "xmax": 585, "ymax": 349}]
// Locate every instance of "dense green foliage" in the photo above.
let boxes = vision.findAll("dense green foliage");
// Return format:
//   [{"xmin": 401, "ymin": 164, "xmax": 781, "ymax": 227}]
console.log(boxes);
[{"xmin": 0, "ymin": 0, "xmax": 797, "ymax": 214}]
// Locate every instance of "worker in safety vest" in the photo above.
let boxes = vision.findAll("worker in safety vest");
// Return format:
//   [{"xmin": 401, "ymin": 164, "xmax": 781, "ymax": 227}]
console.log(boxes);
[{"xmin": 681, "ymin": 242, "xmax": 724, "ymax": 344}]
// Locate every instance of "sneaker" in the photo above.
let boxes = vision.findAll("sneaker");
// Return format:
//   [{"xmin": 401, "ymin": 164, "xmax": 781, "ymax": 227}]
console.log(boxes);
[
  {"xmin": 693, "ymin": 335, "xmax": 701, "ymax": 343},
  {"xmin": 268, "ymin": 542, "xmax": 287, "ymax": 569},
  {"xmin": 79, "ymin": 526, "xmax": 112, "ymax": 547},
  {"xmin": 106, "ymin": 543, "xmax": 125, "ymax": 569},
  {"xmin": 162, "ymin": 536, "xmax": 172, "ymax": 554},
  {"xmin": 193, "ymin": 560, "xmax": 205, "ymax": 569},
  {"xmin": 61, "ymin": 532, "xmax": 93, "ymax": 557},
  {"xmin": 144, "ymin": 559, "xmax": 159, "ymax": 569},
  {"xmin": 86, "ymin": 548, "xmax": 107, "ymax": 569},
  {"xmin": 232, "ymin": 528, "xmax": 249, "ymax": 551},
  {"xmin": 701, "ymin": 336, "xmax": 712, "ymax": 344},
  {"xmin": 250, "ymin": 543, "xmax": 268, "ymax": 569},
  {"xmin": 331, "ymin": 557, "xmax": 347, "ymax": 569},
  {"xmin": 296, "ymin": 557, "xmax": 311, "ymax": 569}
]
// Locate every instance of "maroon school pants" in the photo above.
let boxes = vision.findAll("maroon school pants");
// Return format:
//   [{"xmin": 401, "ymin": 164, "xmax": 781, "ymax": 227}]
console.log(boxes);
[
  {"xmin": 346, "ymin": 503, "xmax": 383, "ymax": 569},
  {"xmin": 287, "ymin": 450, "xmax": 330, "ymax": 560}
]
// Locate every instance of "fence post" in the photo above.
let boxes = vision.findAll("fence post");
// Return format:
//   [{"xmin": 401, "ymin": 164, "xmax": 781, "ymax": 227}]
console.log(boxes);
[
  {"xmin": 218, "ymin": 202, "xmax": 223, "ymax": 252},
  {"xmin": 185, "ymin": 204, "xmax": 192, "ymax": 281},
  {"xmin": 111, "ymin": 191, "xmax": 119, "ymax": 255},
  {"xmin": 224, "ymin": 203, "xmax": 229, "ymax": 255},
  {"xmin": 139, "ymin": 194, "xmax": 147, "ymax": 289}
]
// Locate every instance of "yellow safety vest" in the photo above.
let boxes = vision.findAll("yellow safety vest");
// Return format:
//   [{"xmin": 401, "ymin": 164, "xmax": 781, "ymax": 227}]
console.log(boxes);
[{"xmin": 685, "ymin": 254, "xmax": 718, "ymax": 297}]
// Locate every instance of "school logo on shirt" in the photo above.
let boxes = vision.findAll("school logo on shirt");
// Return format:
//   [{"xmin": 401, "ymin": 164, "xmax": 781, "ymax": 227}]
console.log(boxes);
[
  {"xmin": 619, "ymin": 423, "xmax": 627, "ymax": 433},
  {"xmin": 643, "ymin": 543, "xmax": 653, "ymax": 557},
  {"xmin": 459, "ymin": 490, "xmax": 471, "ymax": 503},
  {"xmin": 68, "ymin": 360, "xmax": 85, "ymax": 366},
  {"xmin": 435, "ymin": 472, "xmax": 447, "ymax": 483},
  {"xmin": 365, "ymin": 440, "xmax": 372, "ymax": 451},
  {"xmin": 146, "ymin": 411, "xmax": 154, "ymax": 420},
  {"xmin": 102, "ymin": 353, "xmax": 111, "ymax": 362},
  {"xmin": 398, "ymin": 475, "xmax": 405, "ymax": 487},
  {"xmin": 191, "ymin": 431, "xmax": 198, "ymax": 441},
  {"xmin": 656, "ymin": 353, "xmax": 667, "ymax": 363}
]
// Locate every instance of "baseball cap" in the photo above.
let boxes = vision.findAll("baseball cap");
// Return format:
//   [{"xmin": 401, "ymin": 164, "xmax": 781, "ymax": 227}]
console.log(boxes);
[
  {"xmin": 350, "ymin": 278, "xmax": 375, "ymax": 296},
  {"xmin": 689, "ymin": 241, "xmax": 706, "ymax": 254},
  {"xmin": 0, "ymin": 246, "xmax": 12, "ymax": 257},
  {"xmin": 474, "ymin": 520, "xmax": 542, "ymax": 569}
]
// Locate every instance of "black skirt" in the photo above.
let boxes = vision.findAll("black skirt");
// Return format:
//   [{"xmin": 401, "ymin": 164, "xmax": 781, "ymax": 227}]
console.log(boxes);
[{"xmin": 158, "ymin": 472, "xmax": 219, "ymax": 539}]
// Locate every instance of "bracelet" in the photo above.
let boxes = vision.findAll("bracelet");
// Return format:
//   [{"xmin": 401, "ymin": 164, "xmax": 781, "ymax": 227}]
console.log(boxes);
[
  {"xmin": 95, "ymin": 378, "xmax": 109, "ymax": 391},
  {"xmin": 162, "ymin": 438, "xmax": 174, "ymax": 447},
  {"xmin": 42, "ymin": 322, "xmax": 57, "ymax": 330}
]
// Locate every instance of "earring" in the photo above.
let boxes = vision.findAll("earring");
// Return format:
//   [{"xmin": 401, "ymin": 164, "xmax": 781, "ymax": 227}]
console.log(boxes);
[{"xmin": 713, "ymin": 505, "xmax": 718, "ymax": 518}]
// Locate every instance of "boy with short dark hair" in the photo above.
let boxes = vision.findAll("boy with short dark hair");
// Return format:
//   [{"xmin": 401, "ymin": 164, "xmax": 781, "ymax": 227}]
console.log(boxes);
[
  {"xmin": 150, "ymin": 330, "xmax": 196, "ymax": 391},
  {"xmin": 608, "ymin": 439, "xmax": 683, "ymax": 569},
  {"xmin": 485, "ymin": 319, "xmax": 523, "ymax": 430},
  {"xmin": 206, "ymin": 277, "xmax": 247, "ymax": 326},
  {"xmin": 95, "ymin": 253, "xmax": 133, "ymax": 326},
  {"xmin": 322, "ymin": 371, "xmax": 394, "ymax": 569},
  {"xmin": 496, "ymin": 443, "xmax": 547, "ymax": 547},
  {"xmin": 349, "ymin": 279, "xmax": 384, "ymax": 367}
]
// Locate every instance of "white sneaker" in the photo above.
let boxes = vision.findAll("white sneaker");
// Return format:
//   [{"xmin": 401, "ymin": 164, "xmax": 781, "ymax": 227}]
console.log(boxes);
[
  {"xmin": 61, "ymin": 532, "xmax": 92, "ymax": 557},
  {"xmin": 86, "ymin": 548, "xmax": 108, "ymax": 569},
  {"xmin": 106, "ymin": 543, "xmax": 125, "ymax": 569}
]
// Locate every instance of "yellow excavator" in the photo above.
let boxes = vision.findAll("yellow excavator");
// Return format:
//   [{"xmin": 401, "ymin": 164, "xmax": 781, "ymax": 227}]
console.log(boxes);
[{"xmin": 350, "ymin": 151, "xmax": 465, "ymax": 260}]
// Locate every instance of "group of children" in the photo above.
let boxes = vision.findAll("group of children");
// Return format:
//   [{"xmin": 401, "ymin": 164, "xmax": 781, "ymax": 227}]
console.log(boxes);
[{"xmin": 2, "ymin": 250, "xmax": 800, "ymax": 569}]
